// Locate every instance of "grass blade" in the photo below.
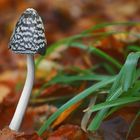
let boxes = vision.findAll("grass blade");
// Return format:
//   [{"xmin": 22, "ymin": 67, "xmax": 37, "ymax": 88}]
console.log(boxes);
[
  {"xmin": 34, "ymin": 74, "xmax": 113, "ymax": 98},
  {"xmin": 89, "ymin": 96, "xmax": 140, "ymax": 112},
  {"xmin": 87, "ymin": 87, "xmax": 122, "ymax": 131},
  {"xmin": 49, "ymin": 74, "xmax": 112, "ymax": 84},
  {"xmin": 82, "ymin": 22, "xmax": 140, "ymax": 34},
  {"xmin": 70, "ymin": 42, "xmax": 122, "ymax": 69},
  {"xmin": 81, "ymin": 96, "xmax": 97, "ymax": 132},
  {"xmin": 128, "ymin": 45, "xmax": 140, "ymax": 52},
  {"xmin": 37, "ymin": 77, "xmax": 115, "ymax": 135},
  {"xmin": 126, "ymin": 109, "xmax": 140, "ymax": 139},
  {"xmin": 36, "ymin": 21, "xmax": 140, "ymax": 68},
  {"xmin": 88, "ymin": 52, "xmax": 140, "ymax": 131},
  {"xmin": 122, "ymin": 53, "xmax": 140, "ymax": 91}
]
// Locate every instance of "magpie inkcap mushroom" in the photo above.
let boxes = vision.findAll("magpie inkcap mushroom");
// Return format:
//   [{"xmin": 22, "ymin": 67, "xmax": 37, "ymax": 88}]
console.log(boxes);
[
  {"xmin": 9, "ymin": 8, "xmax": 47, "ymax": 131},
  {"xmin": 9, "ymin": 8, "xmax": 47, "ymax": 55}
]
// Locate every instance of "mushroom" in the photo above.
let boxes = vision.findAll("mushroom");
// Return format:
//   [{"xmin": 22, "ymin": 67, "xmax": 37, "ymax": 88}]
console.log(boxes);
[{"xmin": 8, "ymin": 8, "xmax": 47, "ymax": 131}]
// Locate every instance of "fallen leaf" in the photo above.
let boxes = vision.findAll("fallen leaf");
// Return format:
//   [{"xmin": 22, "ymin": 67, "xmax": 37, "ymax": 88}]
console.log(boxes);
[
  {"xmin": 47, "ymin": 124, "xmax": 88, "ymax": 140},
  {"xmin": 0, "ymin": 84, "xmax": 10, "ymax": 102},
  {"xmin": 0, "ymin": 127, "xmax": 42, "ymax": 140},
  {"xmin": 52, "ymin": 101, "xmax": 82, "ymax": 128},
  {"xmin": 100, "ymin": 116, "xmax": 129, "ymax": 140},
  {"xmin": 51, "ymin": 83, "xmax": 86, "ymax": 128}
]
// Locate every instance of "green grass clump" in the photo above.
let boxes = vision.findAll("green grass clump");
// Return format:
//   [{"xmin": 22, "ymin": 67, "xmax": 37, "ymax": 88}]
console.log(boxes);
[{"xmin": 35, "ymin": 22, "xmax": 140, "ymax": 136}]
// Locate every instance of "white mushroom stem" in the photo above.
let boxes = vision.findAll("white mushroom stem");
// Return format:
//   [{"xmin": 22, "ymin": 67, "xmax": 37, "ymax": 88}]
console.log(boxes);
[{"xmin": 9, "ymin": 54, "xmax": 35, "ymax": 131}]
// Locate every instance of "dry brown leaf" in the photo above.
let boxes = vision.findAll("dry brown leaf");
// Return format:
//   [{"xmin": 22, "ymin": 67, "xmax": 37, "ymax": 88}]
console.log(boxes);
[
  {"xmin": 47, "ymin": 124, "xmax": 88, "ymax": 140},
  {"xmin": 0, "ymin": 127, "xmax": 42, "ymax": 140},
  {"xmin": 0, "ymin": 92, "xmax": 57, "ymax": 132},
  {"xmin": 0, "ymin": 84, "xmax": 10, "ymax": 102}
]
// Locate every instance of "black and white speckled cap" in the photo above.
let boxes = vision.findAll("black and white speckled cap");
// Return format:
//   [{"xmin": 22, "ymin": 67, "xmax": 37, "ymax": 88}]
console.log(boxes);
[{"xmin": 9, "ymin": 8, "xmax": 47, "ymax": 55}]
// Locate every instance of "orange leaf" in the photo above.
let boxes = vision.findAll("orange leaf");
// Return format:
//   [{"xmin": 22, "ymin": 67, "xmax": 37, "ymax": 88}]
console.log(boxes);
[
  {"xmin": 52, "ymin": 101, "xmax": 82, "ymax": 128},
  {"xmin": 51, "ymin": 83, "xmax": 86, "ymax": 128}
]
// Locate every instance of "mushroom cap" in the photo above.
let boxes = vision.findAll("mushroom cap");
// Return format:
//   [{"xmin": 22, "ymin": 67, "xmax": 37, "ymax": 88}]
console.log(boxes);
[{"xmin": 9, "ymin": 8, "xmax": 47, "ymax": 55}]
